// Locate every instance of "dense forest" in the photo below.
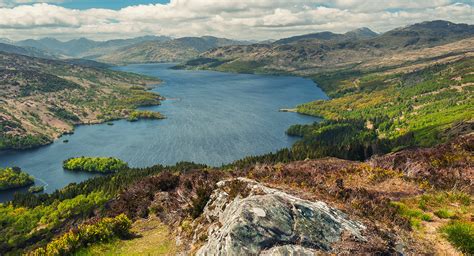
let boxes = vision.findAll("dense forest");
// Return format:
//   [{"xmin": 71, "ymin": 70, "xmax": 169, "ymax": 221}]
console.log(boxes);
[{"xmin": 0, "ymin": 167, "xmax": 34, "ymax": 191}]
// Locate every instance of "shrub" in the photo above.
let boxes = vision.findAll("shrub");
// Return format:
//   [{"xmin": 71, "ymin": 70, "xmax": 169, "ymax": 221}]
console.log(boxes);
[{"xmin": 31, "ymin": 214, "xmax": 132, "ymax": 256}]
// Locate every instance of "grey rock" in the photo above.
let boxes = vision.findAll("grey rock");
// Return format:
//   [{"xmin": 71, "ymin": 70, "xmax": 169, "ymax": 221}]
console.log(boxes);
[
  {"xmin": 196, "ymin": 178, "xmax": 366, "ymax": 256},
  {"xmin": 260, "ymin": 245, "xmax": 320, "ymax": 255}
]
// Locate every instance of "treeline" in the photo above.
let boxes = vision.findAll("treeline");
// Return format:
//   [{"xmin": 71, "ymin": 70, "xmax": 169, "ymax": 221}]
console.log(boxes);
[
  {"xmin": 0, "ymin": 133, "xmax": 50, "ymax": 150},
  {"xmin": 63, "ymin": 157, "xmax": 128, "ymax": 173},
  {"xmin": 228, "ymin": 119, "xmax": 416, "ymax": 169}
]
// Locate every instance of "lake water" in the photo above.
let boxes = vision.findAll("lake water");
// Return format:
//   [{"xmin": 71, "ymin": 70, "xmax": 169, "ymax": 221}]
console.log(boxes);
[{"xmin": 0, "ymin": 64, "xmax": 327, "ymax": 201}]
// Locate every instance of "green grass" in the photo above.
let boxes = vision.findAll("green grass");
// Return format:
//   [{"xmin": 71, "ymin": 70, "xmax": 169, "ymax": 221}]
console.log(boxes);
[
  {"xmin": 391, "ymin": 202, "xmax": 432, "ymax": 229},
  {"xmin": 74, "ymin": 218, "xmax": 177, "ymax": 256},
  {"xmin": 434, "ymin": 209, "xmax": 455, "ymax": 219},
  {"xmin": 297, "ymin": 57, "xmax": 474, "ymax": 149},
  {"xmin": 441, "ymin": 221, "xmax": 474, "ymax": 254}
]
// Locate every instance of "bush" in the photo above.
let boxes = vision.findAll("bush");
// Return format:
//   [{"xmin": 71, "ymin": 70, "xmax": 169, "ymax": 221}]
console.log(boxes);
[{"xmin": 31, "ymin": 214, "xmax": 132, "ymax": 256}]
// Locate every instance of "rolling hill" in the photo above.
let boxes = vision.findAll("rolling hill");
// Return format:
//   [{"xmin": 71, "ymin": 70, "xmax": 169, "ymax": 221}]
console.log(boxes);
[
  {"xmin": 98, "ymin": 36, "xmax": 252, "ymax": 64},
  {"xmin": 0, "ymin": 52, "xmax": 162, "ymax": 150},
  {"xmin": 0, "ymin": 42, "xmax": 58, "ymax": 59},
  {"xmin": 179, "ymin": 20, "xmax": 474, "ymax": 75},
  {"xmin": 15, "ymin": 36, "xmax": 171, "ymax": 58}
]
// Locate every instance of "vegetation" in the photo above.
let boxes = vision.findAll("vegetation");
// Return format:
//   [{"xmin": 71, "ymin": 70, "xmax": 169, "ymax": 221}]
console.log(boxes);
[
  {"xmin": 441, "ymin": 221, "xmax": 474, "ymax": 254},
  {"xmin": 0, "ymin": 191, "xmax": 109, "ymax": 253},
  {"xmin": 0, "ymin": 167, "xmax": 34, "ymax": 190},
  {"xmin": 297, "ymin": 57, "xmax": 473, "ymax": 148},
  {"xmin": 127, "ymin": 110, "xmax": 165, "ymax": 122},
  {"xmin": 0, "ymin": 162, "xmax": 203, "ymax": 254},
  {"xmin": 63, "ymin": 157, "xmax": 128, "ymax": 173},
  {"xmin": 74, "ymin": 217, "xmax": 177, "ymax": 256},
  {"xmin": 32, "ymin": 214, "xmax": 132, "ymax": 256},
  {"xmin": 28, "ymin": 186, "xmax": 45, "ymax": 194},
  {"xmin": 0, "ymin": 51, "xmax": 163, "ymax": 151}
]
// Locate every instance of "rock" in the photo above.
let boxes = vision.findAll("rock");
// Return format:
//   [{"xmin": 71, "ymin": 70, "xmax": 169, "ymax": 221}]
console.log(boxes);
[
  {"xmin": 195, "ymin": 178, "xmax": 366, "ymax": 256},
  {"xmin": 260, "ymin": 245, "xmax": 319, "ymax": 255}
]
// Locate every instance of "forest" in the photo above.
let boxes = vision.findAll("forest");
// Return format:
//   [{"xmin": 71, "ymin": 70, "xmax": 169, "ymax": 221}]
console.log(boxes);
[{"xmin": 0, "ymin": 167, "xmax": 34, "ymax": 191}]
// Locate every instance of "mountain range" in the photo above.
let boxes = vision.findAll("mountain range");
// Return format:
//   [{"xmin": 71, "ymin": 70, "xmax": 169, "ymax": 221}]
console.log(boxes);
[
  {"xmin": 179, "ymin": 20, "xmax": 474, "ymax": 74},
  {"xmin": 14, "ymin": 35, "xmax": 171, "ymax": 58},
  {"xmin": 97, "ymin": 36, "xmax": 253, "ymax": 64}
]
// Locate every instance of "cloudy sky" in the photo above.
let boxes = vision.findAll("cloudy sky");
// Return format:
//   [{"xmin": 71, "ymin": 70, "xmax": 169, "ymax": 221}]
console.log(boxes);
[{"xmin": 0, "ymin": 0, "xmax": 472, "ymax": 41}]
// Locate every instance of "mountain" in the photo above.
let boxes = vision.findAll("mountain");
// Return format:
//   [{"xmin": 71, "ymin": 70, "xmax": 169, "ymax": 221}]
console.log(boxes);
[
  {"xmin": 15, "ymin": 36, "xmax": 171, "ymax": 58},
  {"xmin": 98, "ymin": 36, "xmax": 252, "ymax": 64},
  {"xmin": 0, "ymin": 42, "xmax": 57, "ymax": 59},
  {"xmin": 179, "ymin": 20, "xmax": 474, "ymax": 75},
  {"xmin": 344, "ymin": 27, "xmax": 378, "ymax": 39},
  {"xmin": 0, "ymin": 52, "xmax": 162, "ymax": 150},
  {"xmin": 274, "ymin": 27, "xmax": 377, "ymax": 45},
  {"xmin": 274, "ymin": 31, "xmax": 343, "ymax": 44},
  {"xmin": 366, "ymin": 20, "xmax": 474, "ymax": 49}
]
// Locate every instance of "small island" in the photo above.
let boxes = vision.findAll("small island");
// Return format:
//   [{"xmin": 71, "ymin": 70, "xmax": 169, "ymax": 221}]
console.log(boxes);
[
  {"xmin": 63, "ymin": 157, "xmax": 128, "ymax": 173},
  {"xmin": 0, "ymin": 167, "xmax": 34, "ymax": 191},
  {"xmin": 28, "ymin": 185, "xmax": 45, "ymax": 193},
  {"xmin": 127, "ymin": 110, "xmax": 165, "ymax": 122}
]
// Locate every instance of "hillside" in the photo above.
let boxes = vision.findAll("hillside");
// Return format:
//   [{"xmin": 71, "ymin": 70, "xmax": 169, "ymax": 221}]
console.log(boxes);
[
  {"xmin": 274, "ymin": 27, "xmax": 378, "ymax": 44},
  {"xmin": 15, "ymin": 36, "xmax": 171, "ymax": 59},
  {"xmin": 98, "ymin": 36, "xmax": 252, "ymax": 64},
  {"xmin": 179, "ymin": 21, "xmax": 474, "ymax": 75},
  {"xmin": 0, "ymin": 42, "xmax": 57, "ymax": 59},
  {"xmin": 0, "ymin": 52, "xmax": 163, "ymax": 150},
  {"xmin": 1, "ymin": 135, "xmax": 472, "ymax": 255}
]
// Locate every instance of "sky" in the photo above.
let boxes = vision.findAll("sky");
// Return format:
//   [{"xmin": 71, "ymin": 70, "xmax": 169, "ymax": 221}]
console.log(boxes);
[{"xmin": 0, "ymin": 0, "xmax": 472, "ymax": 41}]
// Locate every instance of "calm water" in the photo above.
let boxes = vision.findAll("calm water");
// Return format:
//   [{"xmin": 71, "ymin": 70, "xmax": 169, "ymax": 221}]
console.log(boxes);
[{"xmin": 0, "ymin": 64, "xmax": 327, "ymax": 201}]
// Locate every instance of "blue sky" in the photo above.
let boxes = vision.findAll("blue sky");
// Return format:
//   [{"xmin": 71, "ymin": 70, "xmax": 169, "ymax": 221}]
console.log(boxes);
[{"xmin": 60, "ymin": 0, "xmax": 169, "ymax": 10}]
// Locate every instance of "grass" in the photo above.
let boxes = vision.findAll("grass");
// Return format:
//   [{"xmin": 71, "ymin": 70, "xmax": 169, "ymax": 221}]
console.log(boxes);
[
  {"xmin": 391, "ymin": 202, "xmax": 432, "ymax": 229},
  {"xmin": 74, "ymin": 217, "xmax": 177, "ymax": 256},
  {"xmin": 434, "ymin": 209, "xmax": 456, "ymax": 219},
  {"xmin": 440, "ymin": 221, "xmax": 474, "ymax": 254}
]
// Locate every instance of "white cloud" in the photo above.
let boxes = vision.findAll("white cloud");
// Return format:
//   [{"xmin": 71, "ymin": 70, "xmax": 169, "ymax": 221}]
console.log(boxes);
[{"xmin": 0, "ymin": 0, "xmax": 472, "ymax": 41}]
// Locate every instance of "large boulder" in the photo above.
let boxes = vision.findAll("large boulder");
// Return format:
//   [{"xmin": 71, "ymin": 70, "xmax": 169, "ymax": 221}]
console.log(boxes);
[{"xmin": 195, "ymin": 178, "xmax": 366, "ymax": 255}]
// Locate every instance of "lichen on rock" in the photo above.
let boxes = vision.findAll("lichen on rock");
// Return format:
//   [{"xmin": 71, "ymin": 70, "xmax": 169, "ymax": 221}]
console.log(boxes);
[{"xmin": 195, "ymin": 178, "xmax": 366, "ymax": 255}]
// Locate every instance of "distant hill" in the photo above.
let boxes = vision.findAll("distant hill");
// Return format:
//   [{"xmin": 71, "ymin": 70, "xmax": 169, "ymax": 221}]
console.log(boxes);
[
  {"xmin": 15, "ymin": 36, "xmax": 171, "ymax": 58},
  {"xmin": 98, "ymin": 36, "xmax": 252, "ymax": 64},
  {"xmin": 62, "ymin": 58, "xmax": 113, "ymax": 69},
  {"xmin": 275, "ymin": 28, "xmax": 378, "ymax": 44},
  {"xmin": 180, "ymin": 20, "xmax": 474, "ymax": 74},
  {"xmin": 0, "ymin": 42, "xmax": 58, "ymax": 59},
  {"xmin": 365, "ymin": 20, "xmax": 474, "ymax": 49}
]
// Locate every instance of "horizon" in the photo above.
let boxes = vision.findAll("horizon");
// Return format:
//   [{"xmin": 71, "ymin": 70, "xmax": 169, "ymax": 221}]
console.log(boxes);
[
  {"xmin": 0, "ymin": 19, "xmax": 472, "ymax": 43},
  {"xmin": 0, "ymin": 0, "xmax": 472, "ymax": 41}
]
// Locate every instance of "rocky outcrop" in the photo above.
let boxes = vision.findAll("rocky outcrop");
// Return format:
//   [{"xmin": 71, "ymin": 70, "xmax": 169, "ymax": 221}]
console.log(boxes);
[{"xmin": 195, "ymin": 178, "xmax": 366, "ymax": 255}]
